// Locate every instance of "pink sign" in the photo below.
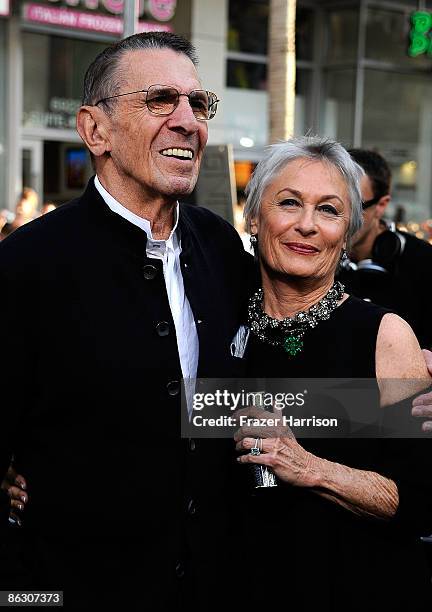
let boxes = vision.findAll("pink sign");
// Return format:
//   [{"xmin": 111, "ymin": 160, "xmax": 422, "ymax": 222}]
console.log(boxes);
[
  {"xmin": 148, "ymin": 0, "xmax": 176, "ymax": 22},
  {"xmin": 0, "ymin": 0, "xmax": 10, "ymax": 17},
  {"xmin": 103, "ymin": 0, "xmax": 123, "ymax": 15},
  {"xmin": 23, "ymin": 3, "xmax": 172, "ymax": 34},
  {"xmin": 137, "ymin": 20, "xmax": 170, "ymax": 34}
]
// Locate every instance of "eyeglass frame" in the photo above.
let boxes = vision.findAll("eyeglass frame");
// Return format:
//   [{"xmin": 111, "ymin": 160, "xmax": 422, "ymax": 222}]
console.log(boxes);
[
  {"xmin": 94, "ymin": 84, "xmax": 220, "ymax": 121},
  {"xmin": 361, "ymin": 194, "xmax": 387, "ymax": 210}
]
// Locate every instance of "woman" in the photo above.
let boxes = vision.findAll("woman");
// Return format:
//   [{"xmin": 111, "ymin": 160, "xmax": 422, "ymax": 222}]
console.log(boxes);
[{"xmin": 234, "ymin": 136, "xmax": 432, "ymax": 610}]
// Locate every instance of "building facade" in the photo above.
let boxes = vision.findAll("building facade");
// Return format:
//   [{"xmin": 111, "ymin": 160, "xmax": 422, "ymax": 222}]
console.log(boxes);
[
  {"xmin": 228, "ymin": 0, "xmax": 432, "ymax": 227},
  {"xmin": 1, "ymin": 0, "xmax": 432, "ymax": 228}
]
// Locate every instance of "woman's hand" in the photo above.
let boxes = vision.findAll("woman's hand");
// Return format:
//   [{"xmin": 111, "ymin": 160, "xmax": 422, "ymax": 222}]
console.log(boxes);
[
  {"xmin": 1, "ymin": 465, "xmax": 28, "ymax": 526},
  {"xmin": 233, "ymin": 407, "xmax": 398, "ymax": 519},
  {"xmin": 412, "ymin": 349, "xmax": 432, "ymax": 432},
  {"xmin": 234, "ymin": 407, "xmax": 319, "ymax": 488}
]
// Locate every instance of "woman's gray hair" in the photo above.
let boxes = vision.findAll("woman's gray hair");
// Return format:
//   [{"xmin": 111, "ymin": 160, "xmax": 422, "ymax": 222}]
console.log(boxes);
[{"xmin": 244, "ymin": 136, "xmax": 364, "ymax": 244}]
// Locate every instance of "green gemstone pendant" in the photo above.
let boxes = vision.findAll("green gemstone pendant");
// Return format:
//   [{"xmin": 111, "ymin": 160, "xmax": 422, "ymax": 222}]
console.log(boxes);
[{"xmin": 283, "ymin": 334, "xmax": 303, "ymax": 356}]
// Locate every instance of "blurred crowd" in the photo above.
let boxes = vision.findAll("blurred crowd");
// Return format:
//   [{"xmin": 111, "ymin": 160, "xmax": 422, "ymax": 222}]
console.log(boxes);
[{"xmin": 0, "ymin": 188, "xmax": 56, "ymax": 241}]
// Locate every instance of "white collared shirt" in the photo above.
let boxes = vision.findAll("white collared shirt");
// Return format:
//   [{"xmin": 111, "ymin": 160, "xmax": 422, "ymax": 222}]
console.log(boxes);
[{"xmin": 94, "ymin": 176, "xmax": 199, "ymax": 394}]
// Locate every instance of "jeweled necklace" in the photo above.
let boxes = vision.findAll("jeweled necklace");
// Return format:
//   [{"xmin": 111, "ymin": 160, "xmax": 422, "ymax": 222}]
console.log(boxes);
[{"xmin": 248, "ymin": 281, "xmax": 345, "ymax": 356}]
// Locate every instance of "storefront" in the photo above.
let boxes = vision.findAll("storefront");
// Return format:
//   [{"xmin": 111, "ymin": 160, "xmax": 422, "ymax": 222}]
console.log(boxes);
[
  {"xmin": 1, "ymin": 0, "xmax": 432, "ymax": 232},
  {"xmin": 227, "ymin": 0, "xmax": 432, "ymax": 230},
  {"xmin": 1, "ymin": 0, "xmax": 190, "ymax": 210},
  {"xmin": 319, "ymin": 0, "xmax": 432, "ymax": 229}
]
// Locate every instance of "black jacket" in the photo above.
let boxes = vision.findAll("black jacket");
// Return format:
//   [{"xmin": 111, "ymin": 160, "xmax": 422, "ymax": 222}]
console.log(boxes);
[
  {"xmin": 339, "ymin": 231, "xmax": 432, "ymax": 349},
  {"xmin": 0, "ymin": 179, "xmax": 254, "ymax": 608}
]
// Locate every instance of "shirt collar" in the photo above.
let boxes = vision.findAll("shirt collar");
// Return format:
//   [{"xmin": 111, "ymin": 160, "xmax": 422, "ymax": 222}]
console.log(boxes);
[{"xmin": 94, "ymin": 175, "xmax": 179, "ymax": 247}]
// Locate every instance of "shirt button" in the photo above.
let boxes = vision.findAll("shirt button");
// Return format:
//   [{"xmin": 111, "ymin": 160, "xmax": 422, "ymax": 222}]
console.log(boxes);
[
  {"xmin": 175, "ymin": 561, "xmax": 185, "ymax": 579},
  {"xmin": 166, "ymin": 380, "xmax": 180, "ymax": 396},
  {"xmin": 189, "ymin": 438, "xmax": 196, "ymax": 452},
  {"xmin": 156, "ymin": 321, "xmax": 170, "ymax": 337},
  {"xmin": 142, "ymin": 264, "xmax": 158, "ymax": 280},
  {"xmin": 187, "ymin": 499, "xmax": 197, "ymax": 516}
]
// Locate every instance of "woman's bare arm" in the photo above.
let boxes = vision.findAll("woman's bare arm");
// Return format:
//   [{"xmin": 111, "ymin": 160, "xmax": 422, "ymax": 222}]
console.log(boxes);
[
  {"xmin": 376, "ymin": 313, "xmax": 432, "ymax": 406},
  {"xmin": 236, "ymin": 434, "xmax": 398, "ymax": 519}
]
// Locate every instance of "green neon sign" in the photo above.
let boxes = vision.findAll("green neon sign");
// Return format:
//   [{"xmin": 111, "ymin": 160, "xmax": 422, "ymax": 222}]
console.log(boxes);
[{"xmin": 409, "ymin": 11, "xmax": 432, "ymax": 57}]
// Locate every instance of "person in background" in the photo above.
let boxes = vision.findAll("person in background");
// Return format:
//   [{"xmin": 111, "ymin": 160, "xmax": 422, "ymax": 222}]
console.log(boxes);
[
  {"xmin": 0, "ymin": 210, "xmax": 10, "ymax": 240},
  {"xmin": 338, "ymin": 149, "xmax": 432, "ymax": 349},
  {"xmin": 15, "ymin": 188, "xmax": 39, "ymax": 223},
  {"xmin": 0, "ymin": 210, "xmax": 16, "ymax": 240},
  {"xmin": 40, "ymin": 202, "xmax": 56, "ymax": 216},
  {"xmin": 0, "ymin": 188, "xmax": 39, "ymax": 239}
]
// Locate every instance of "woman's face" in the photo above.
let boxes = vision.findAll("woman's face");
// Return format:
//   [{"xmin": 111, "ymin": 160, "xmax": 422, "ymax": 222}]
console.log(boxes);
[{"xmin": 251, "ymin": 158, "xmax": 351, "ymax": 282}]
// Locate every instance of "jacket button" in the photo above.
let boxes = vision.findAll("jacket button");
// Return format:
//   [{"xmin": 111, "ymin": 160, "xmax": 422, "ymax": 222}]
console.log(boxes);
[
  {"xmin": 156, "ymin": 321, "xmax": 170, "ymax": 337},
  {"xmin": 166, "ymin": 380, "xmax": 180, "ymax": 396},
  {"xmin": 187, "ymin": 499, "xmax": 197, "ymax": 516},
  {"xmin": 142, "ymin": 264, "xmax": 158, "ymax": 280},
  {"xmin": 175, "ymin": 561, "xmax": 185, "ymax": 578}
]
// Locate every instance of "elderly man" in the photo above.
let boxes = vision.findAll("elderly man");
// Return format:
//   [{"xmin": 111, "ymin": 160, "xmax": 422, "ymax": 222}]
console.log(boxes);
[{"xmin": 0, "ymin": 32, "xmax": 252, "ymax": 609}]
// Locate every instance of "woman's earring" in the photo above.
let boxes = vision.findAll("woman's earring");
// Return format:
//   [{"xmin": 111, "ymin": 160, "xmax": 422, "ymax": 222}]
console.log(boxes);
[
  {"xmin": 250, "ymin": 234, "xmax": 259, "ymax": 260},
  {"xmin": 340, "ymin": 248, "xmax": 348, "ymax": 263}
]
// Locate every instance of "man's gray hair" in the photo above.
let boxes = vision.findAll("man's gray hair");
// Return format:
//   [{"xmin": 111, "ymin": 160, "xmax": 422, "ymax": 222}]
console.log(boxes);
[
  {"xmin": 244, "ymin": 136, "xmax": 364, "ymax": 243},
  {"xmin": 82, "ymin": 31, "xmax": 198, "ymax": 113}
]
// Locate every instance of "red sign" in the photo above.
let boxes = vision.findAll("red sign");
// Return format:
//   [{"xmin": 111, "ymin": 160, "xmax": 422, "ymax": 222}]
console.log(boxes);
[{"xmin": 23, "ymin": 3, "xmax": 172, "ymax": 34}]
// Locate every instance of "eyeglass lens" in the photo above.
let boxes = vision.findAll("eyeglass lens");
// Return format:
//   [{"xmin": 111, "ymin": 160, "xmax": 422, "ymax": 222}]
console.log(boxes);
[{"xmin": 146, "ymin": 85, "xmax": 217, "ymax": 120}]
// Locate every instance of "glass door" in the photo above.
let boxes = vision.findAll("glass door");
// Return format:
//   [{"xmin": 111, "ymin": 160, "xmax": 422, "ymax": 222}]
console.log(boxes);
[{"xmin": 21, "ymin": 138, "xmax": 43, "ymax": 206}]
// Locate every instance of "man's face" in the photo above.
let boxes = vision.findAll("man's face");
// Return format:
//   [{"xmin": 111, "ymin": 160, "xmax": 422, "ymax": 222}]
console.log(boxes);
[
  {"xmin": 16, "ymin": 197, "xmax": 37, "ymax": 219},
  {"xmin": 350, "ymin": 174, "xmax": 380, "ymax": 248},
  {"xmin": 103, "ymin": 48, "xmax": 208, "ymax": 200}
]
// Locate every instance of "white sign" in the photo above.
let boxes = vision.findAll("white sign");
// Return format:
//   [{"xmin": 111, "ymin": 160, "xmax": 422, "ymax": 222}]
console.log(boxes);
[
  {"xmin": 24, "ymin": 3, "xmax": 172, "ymax": 34},
  {"xmin": 0, "ymin": 0, "xmax": 10, "ymax": 17}
]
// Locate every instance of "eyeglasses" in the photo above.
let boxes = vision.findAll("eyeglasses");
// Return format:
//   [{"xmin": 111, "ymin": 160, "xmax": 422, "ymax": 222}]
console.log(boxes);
[
  {"xmin": 361, "ymin": 195, "xmax": 383, "ymax": 210},
  {"xmin": 95, "ymin": 84, "xmax": 219, "ymax": 121}
]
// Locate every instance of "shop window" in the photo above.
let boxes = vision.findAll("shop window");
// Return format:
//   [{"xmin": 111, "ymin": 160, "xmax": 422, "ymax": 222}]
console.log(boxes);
[
  {"xmin": 227, "ymin": 0, "xmax": 268, "ymax": 91},
  {"xmin": 366, "ymin": 7, "xmax": 432, "ymax": 68},
  {"xmin": 326, "ymin": 9, "xmax": 359, "ymax": 63},
  {"xmin": 227, "ymin": 60, "xmax": 267, "ymax": 90},
  {"xmin": 295, "ymin": 69, "xmax": 313, "ymax": 136},
  {"xmin": 22, "ymin": 32, "xmax": 107, "ymax": 130},
  {"xmin": 228, "ymin": 0, "xmax": 269, "ymax": 55},
  {"xmin": 296, "ymin": 7, "xmax": 315, "ymax": 62},
  {"xmin": 227, "ymin": 2, "xmax": 314, "ymax": 91},
  {"xmin": 398, "ymin": 0, "xmax": 432, "ymax": 6},
  {"xmin": 320, "ymin": 69, "xmax": 356, "ymax": 146},
  {"xmin": 362, "ymin": 69, "xmax": 432, "ymax": 222},
  {"xmin": 43, "ymin": 141, "xmax": 92, "ymax": 204}
]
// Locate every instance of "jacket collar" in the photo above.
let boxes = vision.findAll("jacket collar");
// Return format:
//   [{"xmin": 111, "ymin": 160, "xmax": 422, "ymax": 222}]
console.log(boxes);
[{"xmin": 81, "ymin": 177, "xmax": 183, "ymax": 261}]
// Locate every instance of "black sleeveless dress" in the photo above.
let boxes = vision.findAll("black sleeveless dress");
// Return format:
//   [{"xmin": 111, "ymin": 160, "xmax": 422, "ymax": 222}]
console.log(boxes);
[{"xmin": 239, "ymin": 295, "xmax": 432, "ymax": 611}]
